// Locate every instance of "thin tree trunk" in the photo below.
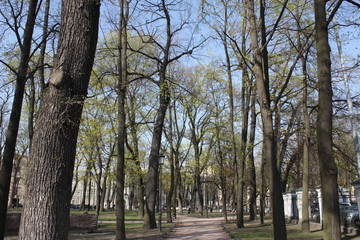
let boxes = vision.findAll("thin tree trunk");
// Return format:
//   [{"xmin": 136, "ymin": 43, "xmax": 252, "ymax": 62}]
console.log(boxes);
[
  {"xmin": 18, "ymin": 0, "xmax": 100, "ymax": 238},
  {"xmin": 127, "ymin": 93, "xmax": 145, "ymax": 217},
  {"xmin": 96, "ymin": 181, "xmax": 102, "ymax": 217},
  {"xmin": 80, "ymin": 176, "xmax": 88, "ymax": 211},
  {"xmin": 7, "ymin": 149, "xmax": 27, "ymax": 209},
  {"xmin": 28, "ymin": 76, "xmax": 36, "ymax": 147},
  {"xmin": 166, "ymin": 101, "xmax": 175, "ymax": 223},
  {"xmin": 81, "ymin": 158, "xmax": 92, "ymax": 211},
  {"xmin": 314, "ymin": 1, "xmax": 341, "ymax": 239},
  {"xmin": 260, "ymin": 151, "xmax": 266, "ymax": 224},
  {"xmin": 247, "ymin": 90, "xmax": 257, "ymax": 221},
  {"xmin": 299, "ymin": 3, "xmax": 311, "ymax": 229},
  {"xmin": 301, "ymin": 54, "xmax": 310, "ymax": 232},
  {"xmin": 0, "ymin": 0, "xmax": 38, "ymax": 237},
  {"xmin": 237, "ymin": 68, "xmax": 251, "ymax": 228}
]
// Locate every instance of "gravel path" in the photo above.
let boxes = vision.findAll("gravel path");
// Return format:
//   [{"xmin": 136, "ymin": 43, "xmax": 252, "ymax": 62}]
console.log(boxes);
[{"xmin": 167, "ymin": 215, "xmax": 232, "ymax": 240}]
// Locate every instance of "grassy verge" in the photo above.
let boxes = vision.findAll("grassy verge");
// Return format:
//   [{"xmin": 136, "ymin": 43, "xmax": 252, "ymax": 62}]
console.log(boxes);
[
  {"xmin": 68, "ymin": 210, "xmax": 177, "ymax": 240},
  {"xmin": 222, "ymin": 219, "xmax": 360, "ymax": 240}
]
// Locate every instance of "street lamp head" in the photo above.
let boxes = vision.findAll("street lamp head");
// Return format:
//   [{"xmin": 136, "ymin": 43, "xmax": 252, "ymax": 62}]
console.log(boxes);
[
  {"xmin": 158, "ymin": 150, "xmax": 165, "ymax": 165},
  {"xmin": 352, "ymin": 179, "xmax": 360, "ymax": 189}
]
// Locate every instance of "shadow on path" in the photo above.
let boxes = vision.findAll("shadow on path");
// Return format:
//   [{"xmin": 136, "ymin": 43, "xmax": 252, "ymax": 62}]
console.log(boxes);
[{"xmin": 167, "ymin": 215, "xmax": 231, "ymax": 240}]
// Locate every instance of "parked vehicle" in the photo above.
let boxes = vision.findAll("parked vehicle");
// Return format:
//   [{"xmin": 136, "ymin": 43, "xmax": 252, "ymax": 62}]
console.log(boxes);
[{"xmin": 341, "ymin": 204, "xmax": 360, "ymax": 227}]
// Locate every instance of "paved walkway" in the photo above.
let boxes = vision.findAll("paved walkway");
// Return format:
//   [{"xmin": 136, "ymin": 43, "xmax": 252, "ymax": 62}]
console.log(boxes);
[{"xmin": 167, "ymin": 215, "xmax": 232, "ymax": 240}]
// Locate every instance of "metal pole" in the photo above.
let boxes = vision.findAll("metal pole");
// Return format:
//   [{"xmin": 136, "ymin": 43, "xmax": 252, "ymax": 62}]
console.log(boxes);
[
  {"xmin": 159, "ymin": 163, "xmax": 162, "ymax": 231},
  {"xmin": 206, "ymin": 182, "xmax": 208, "ymax": 218}
]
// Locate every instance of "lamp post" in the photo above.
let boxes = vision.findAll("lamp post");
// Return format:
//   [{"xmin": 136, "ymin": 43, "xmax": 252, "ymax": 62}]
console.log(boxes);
[
  {"xmin": 158, "ymin": 151, "xmax": 165, "ymax": 231},
  {"xmin": 205, "ymin": 172, "xmax": 208, "ymax": 218}
]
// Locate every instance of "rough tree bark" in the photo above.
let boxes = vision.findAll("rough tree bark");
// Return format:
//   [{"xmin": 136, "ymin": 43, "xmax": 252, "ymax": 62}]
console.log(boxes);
[
  {"xmin": 314, "ymin": 1, "xmax": 341, "ymax": 239},
  {"xmin": 18, "ymin": 0, "xmax": 100, "ymax": 239}
]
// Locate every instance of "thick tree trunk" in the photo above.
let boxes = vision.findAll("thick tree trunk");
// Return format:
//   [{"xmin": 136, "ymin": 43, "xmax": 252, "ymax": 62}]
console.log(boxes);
[
  {"xmin": 0, "ymin": 0, "xmax": 38, "ymax": 238},
  {"xmin": 314, "ymin": 1, "xmax": 341, "ymax": 239},
  {"xmin": 144, "ymin": 0, "xmax": 173, "ymax": 228},
  {"xmin": 144, "ymin": 97, "xmax": 169, "ymax": 228},
  {"xmin": 144, "ymin": 76, "xmax": 170, "ymax": 228},
  {"xmin": 18, "ymin": 0, "xmax": 100, "ymax": 239}
]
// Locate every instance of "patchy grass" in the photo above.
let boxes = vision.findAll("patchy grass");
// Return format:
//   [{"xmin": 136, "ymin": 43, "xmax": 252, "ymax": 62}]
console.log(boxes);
[
  {"xmin": 68, "ymin": 209, "xmax": 177, "ymax": 240},
  {"xmin": 187, "ymin": 210, "xmax": 237, "ymax": 218},
  {"xmin": 98, "ymin": 210, "xmax": 142, "ymax": 221},
  {"xmin": 223, "ymin": 219, "xmax": 360, "ymax": 240}
]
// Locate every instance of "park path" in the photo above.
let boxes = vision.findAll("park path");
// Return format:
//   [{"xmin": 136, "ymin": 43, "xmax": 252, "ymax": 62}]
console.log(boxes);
[{"xmin": 166, "ymin": 215, "xmax": 232, "ymax": 240}]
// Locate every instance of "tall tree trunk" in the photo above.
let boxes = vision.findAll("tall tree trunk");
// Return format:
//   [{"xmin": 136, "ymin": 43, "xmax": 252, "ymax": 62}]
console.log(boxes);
[
  {"xmin": 127, "ymin": 92, "xmax": 145, "ymax": 217},
  {"xmin": 314, "ymin": 1, "xmax": 340, "ymax": 239},
  {"xmin": 237, "ymin": 67, "xmax": 251, "ymax": 228},
  {"xmin": 18, "ymin": 0, "xmax": 100, "ymax": 239},
  {"xmin": 0, "ymin": 0, "xmax": 38, "ymax": 238},
  {"xmin": 299, "ymin": 1, "xmax": 310, "ymax": 229},
  {"xmin": 218, "ymin": 0, "xmax": 237, "ymax": 226},
  {"xmin": 116, "ymin": 0, "xmax": 128, "ymax": 238},
  {"xmin": 144, "ymin": 87, "xmax": 169, "ymax": 228},
  {"xmin": 247, "ymin": 90, "xmax": 257, "ymax": 221},
  {"xmin": 246, "ymin": 0, "xmax": 287, "ymax": 238},
  {"xmin": 144, "ymin": 0, "xmax": 173, "ymax": 228},
  {"xmin": 144, "ymin": 62, "xmax": 171, "ymax": 228},
  {"xmin": 301, "ymin": 54, "xmax": 310, "ymax": 232},
  {"xmin": 166, "ymin": 101, "xmax": 175, "ymax": 223}
]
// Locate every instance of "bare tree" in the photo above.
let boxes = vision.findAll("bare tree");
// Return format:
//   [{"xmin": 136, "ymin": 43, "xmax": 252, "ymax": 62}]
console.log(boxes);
[
  {"xmin": 133, "ymin": 0, "xmax": 199, "ymax": 229},
  {"xmin": 246, "ymin": 0, "xmax": 287, "ymax": 238}
]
